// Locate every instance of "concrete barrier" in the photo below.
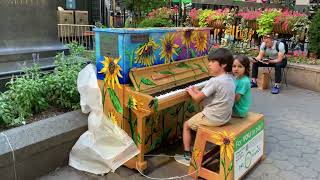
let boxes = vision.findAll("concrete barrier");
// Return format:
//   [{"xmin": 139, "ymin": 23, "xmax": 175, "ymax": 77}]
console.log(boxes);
[
  {"xmin": 0, "ymin": 110, "xmax": 88, "ymax": 180},
  {"xmin": 287, "ymin": 63, "xmax": 320, "ymax": 92}
]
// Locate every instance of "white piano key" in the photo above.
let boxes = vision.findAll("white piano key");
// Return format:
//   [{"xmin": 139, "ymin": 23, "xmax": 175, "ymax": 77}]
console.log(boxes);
[{"xmin": 155, "ymin": 80, "xmax": 208, "ymax": 100}]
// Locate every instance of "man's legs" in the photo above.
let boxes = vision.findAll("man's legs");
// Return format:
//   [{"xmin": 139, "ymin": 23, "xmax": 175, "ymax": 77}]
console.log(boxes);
[
  {"xmin": 251, "ymin": 61, "xmax": 271, "ymax": 86},
  {"xmin": 274, "ymin": 59, "xmax": 287, "ymax": 85},
  {"xmin": 272, "ymin": 59, "xmax": 287, "ymax": 94}
]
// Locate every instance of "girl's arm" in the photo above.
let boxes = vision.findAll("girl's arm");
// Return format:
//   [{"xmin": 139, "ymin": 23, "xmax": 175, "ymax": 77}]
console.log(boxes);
[
  {"xmin": 235, "ymin": 94, "xmax": 241, "ymax": 102},
  {"xmin": 187, "ymin": 86, "xmax": 206, "ymax": 103}
]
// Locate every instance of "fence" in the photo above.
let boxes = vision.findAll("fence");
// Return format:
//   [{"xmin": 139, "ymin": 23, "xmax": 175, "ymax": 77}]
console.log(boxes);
[{"xmin": 57, "ymin": 24, "xmax": 95, "ymax": 50}]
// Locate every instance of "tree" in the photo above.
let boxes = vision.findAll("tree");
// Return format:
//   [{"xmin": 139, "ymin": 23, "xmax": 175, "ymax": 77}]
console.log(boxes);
[
  {"xmin": 125, "ymin": 0, "xmax": 168, "ymax": 22},
  {"xmin": 309, "ymin": 10, "xmax": 320, "ymax": 57}
]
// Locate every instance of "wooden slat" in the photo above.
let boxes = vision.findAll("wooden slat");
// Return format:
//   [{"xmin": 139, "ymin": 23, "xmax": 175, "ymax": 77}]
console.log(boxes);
[{"xmin": 129, "ymin": 56, "xmax": 209, "ymax": 94}]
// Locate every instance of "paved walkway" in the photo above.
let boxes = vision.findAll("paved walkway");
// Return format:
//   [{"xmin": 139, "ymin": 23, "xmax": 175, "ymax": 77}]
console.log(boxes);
[{"xmin": 39, "ymin": 85, "xmax": 320, "ymax": 180}]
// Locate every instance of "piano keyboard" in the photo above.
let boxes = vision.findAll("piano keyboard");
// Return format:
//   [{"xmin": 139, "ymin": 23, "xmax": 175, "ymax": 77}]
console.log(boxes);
[{"xmin": 154, "ymin": 79, "xmax": 209, "ymax": 100}]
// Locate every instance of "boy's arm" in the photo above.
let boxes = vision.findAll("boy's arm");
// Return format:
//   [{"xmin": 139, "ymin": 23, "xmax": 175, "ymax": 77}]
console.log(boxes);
[{"xmin": 187, "ymin": 86, "xmax": 206, "ymax": 103}]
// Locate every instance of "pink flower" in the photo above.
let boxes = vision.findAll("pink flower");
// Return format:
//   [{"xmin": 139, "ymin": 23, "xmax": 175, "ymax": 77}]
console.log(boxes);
[{"xmin": 293, "ymin": 50, "xmax": 299, "ymax": 57}]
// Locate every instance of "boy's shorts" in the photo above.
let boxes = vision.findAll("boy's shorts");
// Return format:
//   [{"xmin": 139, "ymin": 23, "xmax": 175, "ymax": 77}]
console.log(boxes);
[{"xmin": 187, "ymin": 112, "xmax": 226, "ymax": 131}]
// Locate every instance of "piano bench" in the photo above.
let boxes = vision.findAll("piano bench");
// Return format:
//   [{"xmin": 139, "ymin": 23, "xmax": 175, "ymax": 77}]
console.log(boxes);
[{"xmin": 188, "ymin": 112, "xmax": 265, "ymax": 180}]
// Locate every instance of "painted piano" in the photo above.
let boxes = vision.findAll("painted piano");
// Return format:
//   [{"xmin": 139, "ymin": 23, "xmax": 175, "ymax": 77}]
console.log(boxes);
[{"xmin": 94, "ymin": 27, "xmax": 211, "ymax": 170}]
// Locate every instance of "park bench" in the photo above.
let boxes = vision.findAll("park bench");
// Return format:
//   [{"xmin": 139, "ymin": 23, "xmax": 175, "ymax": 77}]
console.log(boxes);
[{"xmin": 189, "ymin": 112, "xmax": 265, "ymax": 180}]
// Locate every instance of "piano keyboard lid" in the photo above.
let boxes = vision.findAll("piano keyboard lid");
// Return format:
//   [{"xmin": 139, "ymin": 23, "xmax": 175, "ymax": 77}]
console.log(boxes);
[{"xmin": 129, "ymin": 56, "xmax": 210, "ymax": 95}]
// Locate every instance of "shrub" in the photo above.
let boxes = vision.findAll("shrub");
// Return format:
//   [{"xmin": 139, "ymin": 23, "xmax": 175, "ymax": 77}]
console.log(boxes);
[
  {"xmin": 0, "ymin": 43, "xmax": 94, "ymax": 128},
  {"xmin": 138, "ymin": 18, "xmax": 174, "ymax": 27},
  {"xmin": 309, "ymin": 10, "xmax": 320, "ymax": 57}
]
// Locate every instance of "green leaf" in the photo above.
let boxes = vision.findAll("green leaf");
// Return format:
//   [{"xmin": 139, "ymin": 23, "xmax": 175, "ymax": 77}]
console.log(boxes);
[
  {"xmin": 107, "ymin": 88, "xmax": 123, "ymax": 114},
  {"xmin": 140, "ymin": 77, "xmax": 156, "ymax": 86},
  {"xmin": 221, "ymin": 159, "xmax": 225, "ymax": 167},
  {"xmin": 153, "ymin": 98, "xmax": 158, "ymax": 112},
  {"xmin": 163, "ymin": 128, "xmax": 172, "ymax": 140},
  {"xmin": 228, "ymin": 161, "xmax": 234, "ymax": 172},
  {"xmin": 176, "ymin": 47, "xmax": 182, "ymax": 55},
  {"xmin": 158, "ymin": 70, "xmax": 174, "ymax": 75},
  {"xmin": 187, "ymin": 101, "xmax": 195, "ymax": 113},
  {"xmin": 176, "ymin": 62, "xmax": 192, "ymax": 69},
  {"xmin": 136, "ymin": 133, "xmax": 141, "ymax": 144},
  {"xmin": 194, "ymin": 63, "xmax": 207, "ymax": 73},
  {"xmin": 190, "ymin": 49, "xmax": 197, "ymax": 58}
]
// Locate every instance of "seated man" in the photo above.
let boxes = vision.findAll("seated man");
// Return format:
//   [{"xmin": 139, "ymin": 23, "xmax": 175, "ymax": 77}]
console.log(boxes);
[{"xmin": 251, "ymin": 33, "xmax": 287, "ymax": 94}]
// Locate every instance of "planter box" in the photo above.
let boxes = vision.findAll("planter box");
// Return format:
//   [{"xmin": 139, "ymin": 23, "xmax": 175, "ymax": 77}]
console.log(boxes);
[
  {"xmin": 265, "ymin": 63, "xmax": 320, "ymax": 92},
  {"xmin": 286, "ymin": 63, "xmax": 320, "ymax": 92},
  {"xmin": 0, "ymin": 110, "xmax": 88, "ymax": 180}
]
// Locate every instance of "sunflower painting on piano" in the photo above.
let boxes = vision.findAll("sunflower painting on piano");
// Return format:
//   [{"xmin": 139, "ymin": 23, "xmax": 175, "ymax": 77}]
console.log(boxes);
[
  {"xmin": 135, "ymin": 37, "xmax": 159, "ymax": 66},
  {"xmin": 98, "ymin": 55, "xmax": 124, "ymax": 120},
  {"xmin": 160, "ymin": 33, "xmax": 180, "ymax": 64}
]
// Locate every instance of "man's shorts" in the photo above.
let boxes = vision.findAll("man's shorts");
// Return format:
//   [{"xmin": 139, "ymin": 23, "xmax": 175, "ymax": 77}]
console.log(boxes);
[{"xmin": 187, "ymin": 112, "xmax": 226, "ymax": 131}]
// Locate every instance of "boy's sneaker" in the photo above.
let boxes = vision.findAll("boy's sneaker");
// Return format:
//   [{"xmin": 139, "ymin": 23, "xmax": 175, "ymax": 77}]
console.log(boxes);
[
  {"xmin": 271, "ymin": 85, "xmax": 280, "ymax": 94},
  {"xmin": 251, "ymin": 81, "xmax": 258, "ymax": 88},
  {"xmin": 174, "ymin": 151, "xmax": 191, "ymax": 166}
]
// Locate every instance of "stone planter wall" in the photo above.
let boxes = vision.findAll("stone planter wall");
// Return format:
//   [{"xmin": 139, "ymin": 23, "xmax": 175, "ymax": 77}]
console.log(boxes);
[
  {"xmin": 265, "ymin": 63, "xmax": 320, "ymax": 92},
  {"xmin": 286, "ymin": 63, "xmax": 320, "ymax": 92},
  {"xmin": 0, "ymin": 110, "xmax": 88, "ymax": 180}
]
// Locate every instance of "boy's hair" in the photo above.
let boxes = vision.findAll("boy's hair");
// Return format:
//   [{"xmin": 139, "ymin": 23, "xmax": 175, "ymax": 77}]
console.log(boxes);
[
  {"xmin": 208, "ymin": 48, "xmax": 234, "ymax": 72},
  {"xmin": 234, "ymin": 54, "xmax": 250, "ymax": 77}
]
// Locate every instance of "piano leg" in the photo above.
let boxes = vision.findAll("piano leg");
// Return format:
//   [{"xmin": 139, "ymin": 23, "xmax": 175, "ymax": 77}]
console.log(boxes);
[
  {"xmin": 136, "ymin": 115, "xmax": 148, "ymax": 171},
  {"xmin": 124, "ymin": 114, "xmax": 148, "ymax": 171}
]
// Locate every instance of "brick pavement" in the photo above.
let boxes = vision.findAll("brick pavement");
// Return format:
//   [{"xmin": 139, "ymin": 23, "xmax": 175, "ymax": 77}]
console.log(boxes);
[{"xmin": 40, "ymin": 85, "xmax": 320, "ymax": 180}]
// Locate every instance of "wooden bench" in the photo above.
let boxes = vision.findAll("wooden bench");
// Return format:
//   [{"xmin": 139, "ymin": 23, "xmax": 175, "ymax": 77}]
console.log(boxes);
[{"xmin": 188, "ymin": 112, "xmax": 265, "ymax": 180}]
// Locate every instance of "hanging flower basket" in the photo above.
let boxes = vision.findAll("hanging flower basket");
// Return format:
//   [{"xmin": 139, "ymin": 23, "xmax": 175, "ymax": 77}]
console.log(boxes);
[
  {"xmin": 273, "ymin": 24, "xmax": 294, "ymax": 35},
  {"xmin": 248, "ymin": 20, "xmax": 258, "ymax": 30},
  {"xmin": 191, "ymin": 19, "xmax": 199, "ymax": 27},
  {"xmin": 209, "ymin": 20, "xmax": 225, "ymax": 29}
]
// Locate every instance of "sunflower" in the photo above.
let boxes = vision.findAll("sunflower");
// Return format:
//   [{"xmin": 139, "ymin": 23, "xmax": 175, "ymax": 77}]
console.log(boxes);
[
  {"xmin": 194, "ymin": 31, "xmax": 208, "ymax": 53},
  {"xmin": 128, "ymin": 95, "xmax": 138, "ymax": 110},
  {"xmin": 135, "ymin": 38, "xmax": 159, "ymax": 66},
  {"xmin": 108, "ymin": 111, "xmax": 118, "ymax": 125},
  {"xmin": 212, "ymin": 131, "xmax": 235, "ymax": 160},
  {"xmin": 182, "ymin": 29, "xmax": 196, "ymax": 49},
  {"xmin": 160, "ymin": 33, "xmax": 179, "ymax": 64},
  {"xmin": 99, "ymin": 56, "xmax": 123, "ymax": 89}
]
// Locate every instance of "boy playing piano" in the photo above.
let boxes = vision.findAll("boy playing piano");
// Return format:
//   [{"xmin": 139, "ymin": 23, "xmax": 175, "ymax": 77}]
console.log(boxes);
[{"xmin": 176, "ymin": 48, "xmax": 235, "ymax": 165}]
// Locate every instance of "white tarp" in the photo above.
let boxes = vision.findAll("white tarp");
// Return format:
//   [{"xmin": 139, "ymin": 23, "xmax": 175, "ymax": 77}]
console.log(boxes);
[{"xmin": 69, "ymin": 64, "xmax": 139, "ymax": 174}]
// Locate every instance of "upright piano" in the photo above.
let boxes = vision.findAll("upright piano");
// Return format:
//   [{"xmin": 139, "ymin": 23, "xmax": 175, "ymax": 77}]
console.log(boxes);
[{"xmin": 95, "ymin": 27, "xmax": 211, "ymax": 170}]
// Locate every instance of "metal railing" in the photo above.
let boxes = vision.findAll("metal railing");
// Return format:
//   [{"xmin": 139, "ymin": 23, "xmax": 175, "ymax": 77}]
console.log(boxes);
[{"xmin": 57, "ymin": 24, "xmax": 95, "ymax": 50}]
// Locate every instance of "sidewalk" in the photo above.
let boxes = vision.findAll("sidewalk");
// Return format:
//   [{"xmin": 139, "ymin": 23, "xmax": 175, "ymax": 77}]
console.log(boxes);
[{"xmin": 39, "ymin": 85, "xmax": 320, "ymax": 180}]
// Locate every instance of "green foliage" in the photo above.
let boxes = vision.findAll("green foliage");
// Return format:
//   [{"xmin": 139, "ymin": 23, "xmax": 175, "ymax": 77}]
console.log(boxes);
[
  {"xmin": 125, "ymin": 0, "xmax": 168, "ymax": 20},
  {"xmin": 309, "ymin": 10, "xmax": 320, "ymax": 57},
  {"xmin": 138, "ymin": 18, "xmax": 174, "ymax": 27},
  {"xmin": 256, "ymin": 10, "xmax": 281, "ymax": 37},
  {"xmin": 0, "ymin": 43, "xmax": 92, "ymax": 128},
  {"xmin": 198, "ymin": 9, "xmax": 213, "ymax": 27}
]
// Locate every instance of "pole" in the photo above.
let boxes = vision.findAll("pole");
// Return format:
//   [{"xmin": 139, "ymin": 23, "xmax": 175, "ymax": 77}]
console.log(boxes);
[{"xmin": 179, "ymin": 0, "xmax": 182, "ymax": 26}]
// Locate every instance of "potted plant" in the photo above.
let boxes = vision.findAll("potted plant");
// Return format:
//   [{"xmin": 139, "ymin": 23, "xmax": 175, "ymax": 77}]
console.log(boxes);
[
  {"xmin": 206, "ymin": 9, "xmax": 230, "ymax": 29},
  {"xmin": 256, "ymin": 9, "xmax": 281, "ymax": 37},
  {"xmin": 237, "ymin": 10, "xmax": 262, "ymax": 30},
  {"xmin": 273, "ymin": 10, "xmax": 308, "ymax": 35},
  {"xmin": 189, "ymin": 8, "xmax": 200, "ymax": 27}
]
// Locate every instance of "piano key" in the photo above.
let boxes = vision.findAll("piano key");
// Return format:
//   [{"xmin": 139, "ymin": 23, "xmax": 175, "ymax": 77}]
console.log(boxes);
[{"xmin": 154, "ymin": 79, "xmax": 209, "ymax": 100}]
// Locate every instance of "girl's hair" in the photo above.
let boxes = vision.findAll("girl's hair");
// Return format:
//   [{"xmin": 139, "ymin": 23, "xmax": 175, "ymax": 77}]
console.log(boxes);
[
  {"xmin": 234, "ymin": 55, "xmax": 250, "ymax": 77},
  {"xmin": 208, "ymin": 48, "xmax": 234, "ymax": 72}
]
